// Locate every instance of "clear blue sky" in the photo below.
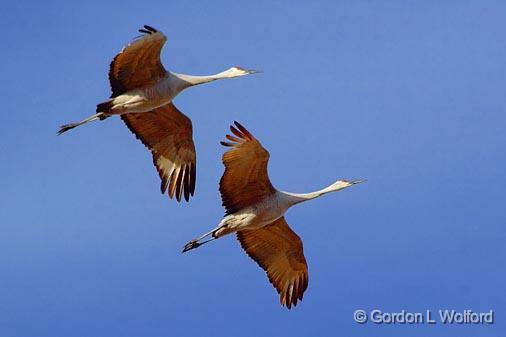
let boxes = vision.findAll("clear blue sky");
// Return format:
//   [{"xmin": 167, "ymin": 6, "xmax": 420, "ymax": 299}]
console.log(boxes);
[{"xmin": 1, "ymin": 1, "xmax": 505, "ymax": 336}]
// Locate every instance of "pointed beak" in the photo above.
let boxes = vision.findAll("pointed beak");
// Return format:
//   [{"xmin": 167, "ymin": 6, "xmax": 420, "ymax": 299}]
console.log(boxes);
[
  {"xmin": 246, "ymin": 69, "xmax": 262, "ymax": 74},
  {"xmin": 350, "ymin": 179, "xmax": 366, "ymax": 185}
]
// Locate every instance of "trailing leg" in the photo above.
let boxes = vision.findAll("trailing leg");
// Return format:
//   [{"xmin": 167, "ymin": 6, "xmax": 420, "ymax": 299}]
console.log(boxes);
[
  {"xmin": 57, "ymin": 112, "xmax": 107, "ymax": 135},
  {"xmin": 182, "ymin": 223, "xmax": 233, "ymax": 253},
  {"xmin": 57, "ymin": 99, "xmax": 113, "ymax": 135}
]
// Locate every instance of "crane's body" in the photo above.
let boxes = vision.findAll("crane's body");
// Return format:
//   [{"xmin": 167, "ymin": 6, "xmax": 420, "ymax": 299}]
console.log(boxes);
[
  {"xmin": 101, "ymin": 73, "xmax": 185, "ymax": 115},
  {"xmin": 58, "ymin": 25, "xmax": 257, "ymax": 202},
  {"xmin": 183, "ymin": 122, "xmax": 364, "ymax": 309},
  {"xmin": 99, "ymin": 69, "xmax": 253, "ymax": 116},
  {"xmin": 210, "ymin": 184, "xmax": 356, "ymax": 237},
  {"xmin": 213, "ymin": 193, "xmax": 289, "ymax": 237}
]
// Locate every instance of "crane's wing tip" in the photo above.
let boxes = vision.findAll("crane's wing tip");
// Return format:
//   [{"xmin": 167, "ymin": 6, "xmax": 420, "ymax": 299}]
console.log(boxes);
[{"xmin": 138, "ymin": 25, "xmax": 158, "ymax": 35}]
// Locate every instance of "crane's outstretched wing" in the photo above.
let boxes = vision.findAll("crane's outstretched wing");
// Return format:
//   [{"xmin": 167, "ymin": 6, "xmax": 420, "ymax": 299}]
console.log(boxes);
[
  {"xmin": 109, "ymin": 25, "xmax": 167, "ymax": 97},
  {"xmin": 219, "ymin": 122, "xmax": 276, "ymax": 215},
  {"xmin": 237, "ymin": 217, "xmax": 308, "ymax": 309},
  {"xmin": 121, "ymin": 103, "xmax": 196, "ymax": 202}
]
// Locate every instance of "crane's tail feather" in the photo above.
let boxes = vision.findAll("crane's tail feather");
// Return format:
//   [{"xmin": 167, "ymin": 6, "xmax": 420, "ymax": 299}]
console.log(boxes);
[
  {"xmin": 96, "ymin": 100, "xmax": 113, "ymax": 113},
  {"xmin": 57, "ymin": 112, "xmax": 107, "ymax": 135}
]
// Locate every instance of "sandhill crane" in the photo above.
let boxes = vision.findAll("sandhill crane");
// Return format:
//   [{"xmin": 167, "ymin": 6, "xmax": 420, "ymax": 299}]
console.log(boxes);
[
  {"xmin": 58, "ymin": 25, "xmax": 258, "ymax": 202},
  {"xmin": 183, "ymin": 122, "xmax": 364, "ymax": 309}
]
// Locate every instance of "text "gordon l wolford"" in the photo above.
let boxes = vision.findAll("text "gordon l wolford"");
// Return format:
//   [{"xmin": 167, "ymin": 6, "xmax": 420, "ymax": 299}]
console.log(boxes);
[{"xmin": 355, "ymin": 309, "xmax": 494, "ymax": 324}]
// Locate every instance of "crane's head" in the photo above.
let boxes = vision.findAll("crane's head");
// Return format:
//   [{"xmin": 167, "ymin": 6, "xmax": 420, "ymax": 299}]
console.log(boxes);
[
  {"xmin": 224, "ymin": 66, "xmax": 262, "ymax": 78},
  {"xmin": 330, "ymin": 179, "xmax": 366, "ymax": 191}
]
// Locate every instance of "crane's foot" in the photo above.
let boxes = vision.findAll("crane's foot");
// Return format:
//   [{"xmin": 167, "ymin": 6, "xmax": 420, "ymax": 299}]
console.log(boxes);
[
  {"xmin": 182, "ymin": 236, "xmax": 216, "ymax": 253},
  {"xmin": 57, "ymin": 123, "xmax": 79, "ymax": 135},
  {"xmin": 182, "ymin": 240, "xmax": 201, "ymax": 253}
]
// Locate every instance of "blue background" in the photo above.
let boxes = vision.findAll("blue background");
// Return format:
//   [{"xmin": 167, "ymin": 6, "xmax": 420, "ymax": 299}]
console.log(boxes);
[{"xmin": 1, "ymin": 1, "xmax": 505, "ymax": 336}]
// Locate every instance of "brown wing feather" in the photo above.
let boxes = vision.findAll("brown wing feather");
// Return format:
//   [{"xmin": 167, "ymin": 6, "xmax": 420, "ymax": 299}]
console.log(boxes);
[
  {"xmin": 219, "ymin": 121, "xmax": 275, "ymax": 215},
  {"xmin": 109, "ymin": 25, "xmax": 167, "ymax": 97},
  {"xmin": 237, "ymin": 217, "xmax": 309, "ymax": 309},
  {"xmin": 121, "ymin": 103, "xmax": 196, "ymax": 202}
]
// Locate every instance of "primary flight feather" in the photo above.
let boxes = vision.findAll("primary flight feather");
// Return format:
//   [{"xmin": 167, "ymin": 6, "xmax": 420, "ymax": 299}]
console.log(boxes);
[{"xmin": 58, "ymin": 25, "xmax": 258, "ymax": 202}]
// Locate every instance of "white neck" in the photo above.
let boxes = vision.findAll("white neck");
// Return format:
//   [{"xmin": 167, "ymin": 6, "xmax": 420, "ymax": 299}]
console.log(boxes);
[
  {"xmin": 281, "ymin": 181, "xmax": 354, "ymax": 207},
  {"xmin": 171, "ymin": 68, "xmax": 246, "ymax": 87}
]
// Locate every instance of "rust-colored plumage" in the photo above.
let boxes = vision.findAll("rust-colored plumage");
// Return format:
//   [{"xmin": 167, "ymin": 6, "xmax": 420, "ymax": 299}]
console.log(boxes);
[
  {"xmin": 108, "ymin": 25, "xmax": 167, "ymax": 97},
  {"xmin": 121, "ymin": 103, "xmax": 196, "ymax": 201},
  {"xmin": 219, "ymin": 122, "xmax": 276, "ymax": 215},
  {"xmin": 237, "ymin": 217, "xmax": 308, "ymax": 309}
]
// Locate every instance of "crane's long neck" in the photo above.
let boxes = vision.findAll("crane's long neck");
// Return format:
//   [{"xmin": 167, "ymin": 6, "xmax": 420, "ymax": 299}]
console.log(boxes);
[
  {"xmin": 281, "ymin": 181, "xmax": 353, "ymax": 207},
  {"xmin": 171, "ymin": 70, "xmax": 233, "ymax": 87}
]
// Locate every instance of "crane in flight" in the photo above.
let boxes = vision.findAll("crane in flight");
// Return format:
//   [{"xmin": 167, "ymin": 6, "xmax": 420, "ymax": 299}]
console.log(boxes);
[
  {"xmin": 58, "ymin": 25, "xmax": 258, "ymax": 202},
  {"xmin": 183, "ymin": 122, "xmax": 364, "ymax": 309}
]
